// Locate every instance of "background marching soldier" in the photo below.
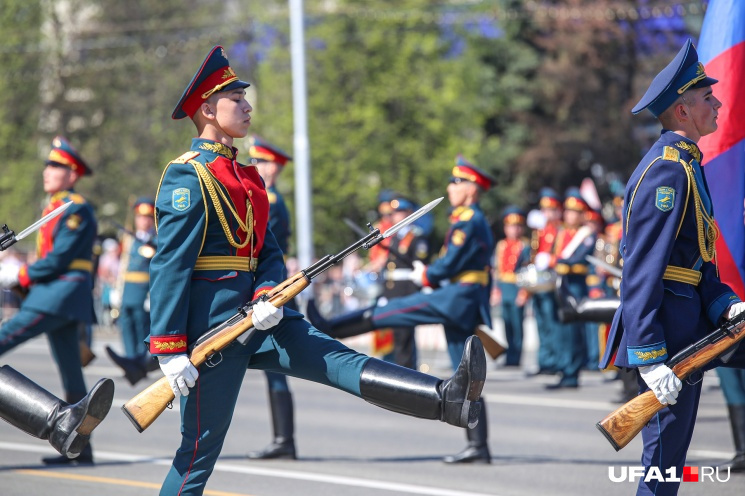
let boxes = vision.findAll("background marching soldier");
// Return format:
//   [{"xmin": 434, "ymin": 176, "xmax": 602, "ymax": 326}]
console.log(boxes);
[
  {"xmin": 0, "ymin": 136, "xmax": 100, "ymax": 464},
  {"xmin": 244, "ymin": 134, "xmax": 299, "ymax": 461},
  {"xmin": 106, "ymin": 198, "xmax": 161, "ymax": 385},
  {"xmin": 547, "ymin": 188, "xmax": 595, "ymax": 390},
  {"xmin": 307, "ymin": 155, "xmax": 496, "ymax": 464},
  {"xmin": 528, "ymin": 187, "xmax": 563, "ymax": 375},
  {"xmin": 492, "ymin": 206, "xmax": 530, "ymax": 367}
]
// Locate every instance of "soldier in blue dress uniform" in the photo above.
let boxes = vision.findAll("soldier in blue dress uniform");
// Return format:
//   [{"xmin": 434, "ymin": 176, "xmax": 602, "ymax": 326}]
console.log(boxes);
[
  {"xmin": 0, "ymin": 136, "xmax": 101, "ymax": 464},
  {"xmin": 152, "ymin": 46, "xmax": 486, "ymax": 495},
  {"xmin": 244, "ymin": 135, "xmax": 298, "ymax": 460},
  {"xmin": 492, "ymin": 206, "xmax": 531, "ymax": 367},
  {"xmin": 600, "ymin": 39, "xmax": 745, "ymax": 495},
  {"xmin": 308, "ymin": 155, "xmax": 496, "ymax": 464}
]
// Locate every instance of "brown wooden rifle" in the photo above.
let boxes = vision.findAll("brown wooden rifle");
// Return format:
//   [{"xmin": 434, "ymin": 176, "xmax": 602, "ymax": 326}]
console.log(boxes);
[
  {"xmin": 596, "ymin": 311, "xmax": 745, "ymax": 451},
  {"xmin": 121, "ymin": 198, "xmax": 443, "ymax": 432}
]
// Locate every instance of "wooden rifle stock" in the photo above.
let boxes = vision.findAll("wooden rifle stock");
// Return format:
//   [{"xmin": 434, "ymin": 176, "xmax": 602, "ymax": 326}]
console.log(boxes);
[
  {"xmin": 596, "ymin": 313, "xmax": 745, "ymax": 450},
  {"xmin": 122, "ymin": 272, "xmax": 310, "ymax": 432}
]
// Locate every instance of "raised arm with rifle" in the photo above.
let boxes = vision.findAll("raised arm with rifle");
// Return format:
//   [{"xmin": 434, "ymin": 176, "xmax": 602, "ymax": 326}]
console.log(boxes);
[{"xmin": 123, "ymin": 197, "xmax": 487, "ymax": 434}]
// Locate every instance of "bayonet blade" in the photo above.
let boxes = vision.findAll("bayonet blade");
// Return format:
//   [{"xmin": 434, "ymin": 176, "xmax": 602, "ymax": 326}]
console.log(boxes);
[
  {"xmin": 16, "ymin": 201, "xmax": 74, "ymax": 241},
  {"xmin": 382, "ymin": 197, "xmax": 443, "ymax": 239}
]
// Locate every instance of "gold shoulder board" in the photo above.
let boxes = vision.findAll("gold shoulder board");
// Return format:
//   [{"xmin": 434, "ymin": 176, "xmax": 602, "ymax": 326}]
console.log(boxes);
[
  {"xmin": 662, "ymin": 146, "xmax": 680, "ymax": 162},
  {"xmin": 172, "ymin": 151, "xmax": 201, "ymax": 164}
]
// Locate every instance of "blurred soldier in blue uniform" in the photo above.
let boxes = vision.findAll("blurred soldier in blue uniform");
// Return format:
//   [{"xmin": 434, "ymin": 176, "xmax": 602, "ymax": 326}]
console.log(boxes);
[
  {"xmin": 0, "ymin": 136, "xmax": 101, "ymax": 464},
  {"xmin": 600, "ymin": 39, "xmax": 745, "ymax": 495},
  {"xmin": 151, "ymin": 46, "xmax": 486, "ymax": 494},
  {"xmin": 547, "ymin": 189, "xmax": 595, "ymax": 389},
  {"xmin": 244, "ymin": 135, "xmax": 298, "ymax": 460},
  {"xmin": 308, "ymin": 155, "xmax": 496, "ymax": 464},
  {"xmin": 717, "ymin": 368, "xmax": 745, "ymax": 473},
  {"xmin": 528, "ymin": 188, "xmax": 563, "ymax": 374},
  {"xmin": 118, "ymin": 198, "xmax": 156, "ymax": 357},
  {"xmin": 492, "ymin": 206, "xmax": 530, "ymax": 367},
  {"xmin": 106, "ymin": 199, "xmax": 161, "ymax": 385},
  {"xmin": 377, "ymin": 196, "xmax": 431, "ymax": 369}
]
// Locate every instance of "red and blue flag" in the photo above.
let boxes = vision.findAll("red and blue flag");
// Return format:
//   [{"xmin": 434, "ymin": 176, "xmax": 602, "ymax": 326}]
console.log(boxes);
[{"xmin": 699, "ymin": 0, "xmax": 745, "ymax": 298}]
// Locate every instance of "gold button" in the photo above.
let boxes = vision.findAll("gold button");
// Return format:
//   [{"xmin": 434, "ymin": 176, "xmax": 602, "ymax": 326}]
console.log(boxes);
[{"xmin": 248, "ymin": 190, "xmax": 253, "ymax": 196}]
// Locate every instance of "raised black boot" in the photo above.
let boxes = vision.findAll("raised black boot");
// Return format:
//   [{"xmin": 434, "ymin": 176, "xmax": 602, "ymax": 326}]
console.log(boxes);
[
  {"xmin": 106, "ymin": 346, "xmax": 158, "ymax": 386},
  {"xmin": 555, "ymin": 276, "xmax": 619, "ymax": 324},
  {"xmin": 306, "ymin": 299, "xmax": 376, "ymax": 339},
  {"xmin": 0, "ymin": 366, "xmax": 113, "ymax": 461},
  {"xmin": 247, "ymin": 390, "xmax": 297, "ymax": 460},
  {"xmin": 443, "ymin": 398, "xmax": 491, "ymax": 464},
  {"xmin": 360, "ymin": 335, "xmax": 486, "ymax": 428},
  {"xmin": 721, "ymin": 404, "xmax": 745, "ymax": 473}
]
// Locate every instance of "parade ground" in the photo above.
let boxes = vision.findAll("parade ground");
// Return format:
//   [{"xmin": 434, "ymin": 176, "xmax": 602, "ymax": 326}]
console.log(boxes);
[{"xmin": 0, "ymin": 320, "xmax": 742, "ymax": 496}]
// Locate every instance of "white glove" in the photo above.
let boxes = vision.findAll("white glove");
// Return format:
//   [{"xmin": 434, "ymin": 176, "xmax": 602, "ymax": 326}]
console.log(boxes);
[
  {"xmin": 0, "ymin": 264, "xmax": 20, "ymax": 289},
  {"xmin": 158, "ymin": 355, "xmax": 199, "ymax": 397},
  {"xmin": 727, "ymin": 302, "xmax": 745, "ymax": 320},
  {"xmin": 639, "ymin": 363, "xmax": 682, "ymax": 406},
  {"xmin": 410, "ymin": 260, "xmax": 426, "ymax": 287},
  {"xmin": 534, "ymin": 253, "xmax": 551, "ymax": 271},
  {"xmin": 143, "ymin": 293, "xmax": 150, "ymax": 312},
  {"xmin": 252, "ymin": 299, "xmax": 283, "ymax": 331},
  {"xmin": 108, "ymin": 288, "xmax": 121, "ymax": 309}
]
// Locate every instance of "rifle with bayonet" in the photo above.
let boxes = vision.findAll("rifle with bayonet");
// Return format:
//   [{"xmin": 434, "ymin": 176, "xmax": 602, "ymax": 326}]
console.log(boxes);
[
  {"xmin": 121, "ymin": 198, "xmax": 443, "ymax": 433},
  {"xmin": 596, "ymin": 311, "xmax": 745, "ymax": 451}
]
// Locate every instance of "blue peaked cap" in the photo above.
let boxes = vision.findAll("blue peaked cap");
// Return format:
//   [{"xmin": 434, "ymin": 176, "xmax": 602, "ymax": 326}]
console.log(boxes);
[{"xmin": 632, "ymin": 39, "xmax": 718, "ymax": 117}]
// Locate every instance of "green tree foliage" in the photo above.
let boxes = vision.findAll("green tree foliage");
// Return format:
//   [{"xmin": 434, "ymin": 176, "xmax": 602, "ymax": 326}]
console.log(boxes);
[
  {"xmin": 253, "ymin": 0, "xmax": 509, "ymax": 253},
  {"xmin": 0, "ymin": 1, "xmax": 44, "ymax": 242}
]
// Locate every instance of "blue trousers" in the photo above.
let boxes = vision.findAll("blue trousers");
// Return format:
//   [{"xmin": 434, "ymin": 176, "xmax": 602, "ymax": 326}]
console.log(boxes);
[
  {"xmin": 0, "ymin": 308, "xmax": 86, "ymax": 399},
  {"xmin": 717, "ymin": 367, "xmax": 745, "ymax": 405},
  {"xmin": 637, "ymin": 373, "xmax": 702, "ymax": 496},
  {"xmin": 532, "ymin": 291, "xmax": 559, "ymax": 371},
  {"xmin": 119, "ymin": 304, "xmax": 150, "ymax": 357},
  {"xmin": 160, "ymin": 318, "xmax": 369, "ymax": 495}
]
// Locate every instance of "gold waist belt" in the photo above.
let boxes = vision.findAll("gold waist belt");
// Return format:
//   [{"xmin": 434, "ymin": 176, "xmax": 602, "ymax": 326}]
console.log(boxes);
[
  {"xmin": 68, "ymin": 259, "xmax": 93, "ymax": 272},
  {"xmin": 497, "ymin": 272, "xmax": 517, "ymax": 284},
  {"xmin": 451, "ymin": 270, "xmax": 489, "ymax": 286},
  {"xmin": 662, "ymin": 265, "xmax": 701, "ymax": 286},
  {"xmin": 194, "ymin": 256, "xmax": 257, "ymax": 272},
  {"xmin": 555, "ymin": 263, "xmax": 589, "ymax": 275},
  {"xmin": 124, "ymin": 271, "xmax": 150, "ymax": 283}
]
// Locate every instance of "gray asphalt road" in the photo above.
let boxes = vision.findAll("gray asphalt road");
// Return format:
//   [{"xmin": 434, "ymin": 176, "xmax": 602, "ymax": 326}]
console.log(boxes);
[{"xmin": 0, "ymin": 330, "xmax": 742, "ymax": 496}]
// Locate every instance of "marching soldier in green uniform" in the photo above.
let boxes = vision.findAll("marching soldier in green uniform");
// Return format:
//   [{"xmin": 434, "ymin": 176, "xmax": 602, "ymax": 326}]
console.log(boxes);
[
  {"xmin": 0, "ymin": 136, "xmax": 101, "ymax": 464},
  {"xmin": 377, "ymin": 196, "xmax": 431, "ymax": 369},
  {"xmin": 244, "ymin": 135, "xmax": 298, "ymax": 460},
  {"xmin": 106, "ymin": 199, "xmax": 161, "ymax": 385},
  {"xmin": 307, "ymin": 155, "xmax": 496, "ymax": 464},
  {"xmin": 151, "ymin": 45, "xmax": 486, "ymax": 495}
]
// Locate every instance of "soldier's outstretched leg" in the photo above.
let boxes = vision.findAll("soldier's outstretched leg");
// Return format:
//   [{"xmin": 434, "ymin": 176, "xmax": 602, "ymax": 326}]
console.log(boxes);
[
  {"xmin": 0, "ymin": 366, "xmax": 114, "ymax": 461},
  {"xmin": 247, "ymin": 380, "xmax": 296, "ymax": 460},
  {"xmin": 722, "ymin": 404, "xmax": 745, "ymax": 473},
  {"xmin": 105, "ymin": 346, "xmax": 159, "ymax": 386},
  {"xmin": 443, "ymin": 398, "xmax": 490, "ymax": 464},
  {"xmin": 359, "ymin": 335, "xmax": 486, "ymax": 428},
  {"xmin": 306, "ymin": 299, "xmax": 375, "ymax": 339},
  {"xmin": 555, "ymin": 276, "xmax": 619, "ymax": 323}
]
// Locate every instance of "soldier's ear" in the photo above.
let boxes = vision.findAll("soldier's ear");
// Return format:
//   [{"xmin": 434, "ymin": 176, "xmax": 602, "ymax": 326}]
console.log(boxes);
[{"xmin": 200, "ymin": 102, "xmax": 216, "ymax": 119}]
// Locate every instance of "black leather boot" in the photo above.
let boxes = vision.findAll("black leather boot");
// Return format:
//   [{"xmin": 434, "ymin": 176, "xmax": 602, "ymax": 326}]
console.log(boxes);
[
  {"xmin": 306, "ymin": 300, "xmax": 376, "ymax": 339},
  {"xmin": 443, "ymin": 398, "xmax": 491, "ymax": 464},
  {"xmin": 0, "ymin": 366, "xmax": 113, "ymax": 461},
  {"xmin": 555, "ymin": 276, "xmax": 619, "ymax": 323},
  {"xmin": 247, "ymin": 390, "xmax": 297, "ymax": 460},
  {"xmin": 106, "ymin": 346, "xmax": 157, "ymax": 385},
  {"xmin": 721, "ymin": 404, "xmax": 745, "ymax": 473},
  {"xmin": 360, "ymin": 335, "xmax": 486, "ymax": 428}
]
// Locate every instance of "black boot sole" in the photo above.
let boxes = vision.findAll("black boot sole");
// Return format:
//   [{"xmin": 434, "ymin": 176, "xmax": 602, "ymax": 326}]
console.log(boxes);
[{"xmin": 63, "ymin": 378, "xmax": 115, "ymax": 458}]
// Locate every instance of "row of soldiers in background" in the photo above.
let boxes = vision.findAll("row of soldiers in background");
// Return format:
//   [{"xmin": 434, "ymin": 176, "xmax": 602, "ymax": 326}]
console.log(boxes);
[{"xmin": 493, "ymin": 185, "xmax": 630, "ymax": 394}]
